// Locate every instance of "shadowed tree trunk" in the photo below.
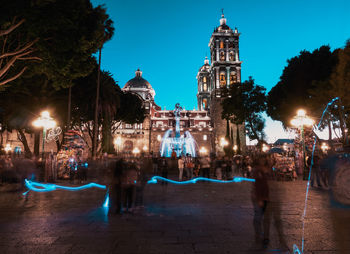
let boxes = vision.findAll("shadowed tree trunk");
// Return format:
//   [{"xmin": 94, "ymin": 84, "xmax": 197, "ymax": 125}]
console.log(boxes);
[{"xmin": 17, "ymin": 129, "xmax": 32, "ymax": 158}]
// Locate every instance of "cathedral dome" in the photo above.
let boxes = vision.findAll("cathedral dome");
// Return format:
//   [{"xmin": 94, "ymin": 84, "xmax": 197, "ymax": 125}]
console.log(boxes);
[
  {"xmin": 123, "ymin": 69, "xmax": 155, "ymax": 100},
  {"xmin": 124, "ymin": 69, "xmax": 152, "ymax": 89},
  {"xmin": 198, "ymin": 56, "xmax": 210, "ymax": 72}
]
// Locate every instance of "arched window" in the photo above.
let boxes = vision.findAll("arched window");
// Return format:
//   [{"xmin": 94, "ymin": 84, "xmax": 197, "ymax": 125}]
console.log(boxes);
[
  {"xmin": 220, "ymin": 41, "xmax": 224, "ymax": 49},
  {"xmin": 230, "ymin": 72, "xmax": 237, "ymax": 84},
  {"xmin": 229, "ymin": 51, "xmax": 234, "ymax": 61},
  {"xmin": 202, "ymin": 98, "xmax": 208, "ymax": 110},
  {"xmin": 203, "ymin": 76, "xmax": 207, "ymax": 83},
  {"xmin": 220, "ymin": 73, "xmax": 226, "ymax": 86},
  {"xmin": 124, "ymin": 140, "xmax": 133, "ymax": 151},
  {"xmin": 203, "ymin": 83, "xmax": 207, "ymax": 91},
  {"xmin": 220, "ymin": 51, "xmax": 225, "ymax": 61}
]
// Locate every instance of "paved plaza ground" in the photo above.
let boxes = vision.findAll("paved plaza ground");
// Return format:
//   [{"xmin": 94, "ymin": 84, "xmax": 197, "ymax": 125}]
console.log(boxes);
[{"xmin": 0, "ymin": 175, "xmax": 349, "ymax": 254}]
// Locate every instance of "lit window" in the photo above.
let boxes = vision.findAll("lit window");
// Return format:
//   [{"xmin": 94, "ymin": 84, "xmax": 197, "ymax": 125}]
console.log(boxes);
[
  {"xmin": 229, "ymin": 51, "xmax": 234, "ymax": 61},
  {"xmin": 220, "ymin": 51, "xmax": 225, "ymax": 61},
  {"xmin": 203, "ymin": 76, "xmax": 207, "ymax": 83},
  {"xmin": 202, "ymin": 99, "xmax": 208, "ymax": 110},
  {"xmin": 220, "ymin": 73, "xmax": 226, "ymax": 86},
  {"xmin": 220, "ymin": 41, "xmax": 224, "ymax": 49},
  {"xmin": 203, "ymin": 83, "xmax": 207, "ymax": 91},
  {"xmin": 230, "ymin": 72, "xmax": 237, "ymax": 84},
  {"xmin": 203, "ymin": 135, "xmax": 207, "ymax": 141}
]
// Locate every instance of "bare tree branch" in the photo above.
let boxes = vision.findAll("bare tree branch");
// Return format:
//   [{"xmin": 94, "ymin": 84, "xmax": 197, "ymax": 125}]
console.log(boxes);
[
  {"xmin": 0, "ymin": 19, "xmax": 25, "ymax": 37},
  {"xmin": 0, "ymin": 38, "xmax": 38, "ymax": 59},
  {"xmin": 0, "ymin": 66, "xmax": 26, "ymax": 87}
]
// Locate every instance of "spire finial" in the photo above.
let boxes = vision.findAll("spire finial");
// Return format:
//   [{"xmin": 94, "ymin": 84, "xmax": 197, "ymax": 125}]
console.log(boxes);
[
  {"xmin": 135, "ymin": 68, "xmax": 142, "ymax": 77},
  {"xmin": 220, "ymin": 9, "xmax": 226, "ymax": 25}
]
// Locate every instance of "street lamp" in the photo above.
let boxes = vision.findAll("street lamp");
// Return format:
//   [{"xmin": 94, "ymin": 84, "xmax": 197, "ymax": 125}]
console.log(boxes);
[
  {"xmin": 233, "ymin": 145, "xmax": 238, "ymax": 154},
  {"xmin": 4, "ymin": 144, "xmax": 12, "ymax": 154},
  {"xmin": 291, "ymin": 109, "xmax": 314, "ymax": 180},
  {"xmin": 262, "ymin": 144, "xmax": 269, "ymax": 153},
  {"xmin": 33, "ymin": 111, "xmax": 56, "ymax": 158},
  {"xmin": 132, "ymin": 147, "xmax": 140, "ymax": 157},
  {"xmin": 220, "ymin": 137, "xmax": 228, "ymax": 147},
  {"xmin": 199, "ymin": 146, "xmax": 207, "ymax": 155},
  {"xmin": 321, "ymin": 142, "xmax": 329, "ymax": 153}
]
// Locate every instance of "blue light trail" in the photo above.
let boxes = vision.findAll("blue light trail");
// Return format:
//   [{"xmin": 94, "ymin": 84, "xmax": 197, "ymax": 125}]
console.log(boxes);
[
  {"xmin": 103, "ymin": 189, "xmax": 110, "ymax": 208},
  {"xmin": 23, "ymin": 179, "xmax": 106, "ymax": 194},
  {"xmin": 147, "ymin": 176, "xmax": 255, "ymax": 185},
  {"xmin": 294, "ymin": 97, "xmax": 339, "ymax": 254}
]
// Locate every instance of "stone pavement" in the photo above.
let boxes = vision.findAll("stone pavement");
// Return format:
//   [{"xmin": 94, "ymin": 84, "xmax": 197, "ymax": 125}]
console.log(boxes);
[{"xmin": 0, "ymin": 176, "xmax": 349, "ymax": 254}]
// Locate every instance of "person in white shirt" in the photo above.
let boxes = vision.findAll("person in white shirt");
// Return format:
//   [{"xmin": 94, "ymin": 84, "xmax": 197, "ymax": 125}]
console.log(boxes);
[{"xmin": 178, "ymin": 156, "xmax": 185, "ymax": 181}]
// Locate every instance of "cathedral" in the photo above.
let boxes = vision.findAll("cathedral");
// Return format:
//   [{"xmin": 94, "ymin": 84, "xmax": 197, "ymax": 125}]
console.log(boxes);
[{"xmin": 114, "ymin": 13, "xmax": 246, "ymax": 157}]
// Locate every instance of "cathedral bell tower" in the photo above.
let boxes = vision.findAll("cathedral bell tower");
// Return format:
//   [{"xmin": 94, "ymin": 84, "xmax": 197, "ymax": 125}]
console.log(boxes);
[
  {"xmin": 207, "ymin": 12, "xmax": 245, "ymax": 155},
  {"xmin": 197, "ymin": 56, "xmax": 211, "ymax": 111}
]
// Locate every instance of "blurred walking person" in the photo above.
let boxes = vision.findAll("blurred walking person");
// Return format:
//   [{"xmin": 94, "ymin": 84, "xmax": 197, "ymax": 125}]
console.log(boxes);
[{"xmin": 251, "ymin": 154, "xmax": 288, "ymax": 250}]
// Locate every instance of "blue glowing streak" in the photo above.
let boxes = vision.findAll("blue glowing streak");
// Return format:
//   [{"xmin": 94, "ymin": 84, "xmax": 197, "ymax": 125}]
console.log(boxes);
[
  {"xmin": 23, "ymin": 179, "xmax": 106, "ymax": 194},
  {"xmin": 103, "ymin": 189, "xmax": 109, "ymax": 208},
  {"xmin": 295, "ymin": 97, "xmax": 339, "ymax": 253},
  {"xmin": 293, "ymin": 244, "xmax": 302, "ymax": 254},
  {"xmin": 147, "ymin": 176, "xmax": 255, "ymax": 185}
]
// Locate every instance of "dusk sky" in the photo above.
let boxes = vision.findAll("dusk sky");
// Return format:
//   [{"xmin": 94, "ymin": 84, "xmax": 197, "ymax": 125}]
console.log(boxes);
[{"xmin": 92, "ymin": 0, "xmax": 350, "ymax": 142}]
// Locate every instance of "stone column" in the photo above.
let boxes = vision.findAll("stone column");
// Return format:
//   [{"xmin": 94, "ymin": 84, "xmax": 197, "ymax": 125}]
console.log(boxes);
[
  {"xmin": 237, "ymin": 67, "xmax": 241, "ymax": 83},
  {"xmin": 215, "ymin": 40, "xmax": 219, "ymax": 62},
  {"xmin": 226, "ymin": 40, "xmax": 229, "ymax": 61},
  {"xmin": 226, "ymin": 67, "xmax": 230, "ymax": 87},
  {"xmin": 215, "ymin": 67, "xmax": 220, "ymax": 89}
]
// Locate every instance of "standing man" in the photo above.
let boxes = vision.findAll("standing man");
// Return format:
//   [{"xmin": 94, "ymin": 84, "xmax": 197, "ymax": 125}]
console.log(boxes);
[
  {"xmin": 178, "ymin": 156, "xmax": 184, "ymax": 181},
  {"xmin": 185, "ymin": 154, "xmax": 194, "ymax": 179},
  {"xmin": 200, "ymin": 155, "xmax": 211, "ymax": 178}
]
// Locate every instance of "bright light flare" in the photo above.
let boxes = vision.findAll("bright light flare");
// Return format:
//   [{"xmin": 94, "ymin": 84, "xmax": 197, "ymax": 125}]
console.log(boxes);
[
  {"xmin": 114, "ymin": 137, "xmax": 122, "ymax": 146},
  {"xmin": 199, "ymin": 147, "xmax": 207, "ymax": 154},
  {"xmin": 4, "ymin": 144, "xmax": 12, "ymax": 153}
]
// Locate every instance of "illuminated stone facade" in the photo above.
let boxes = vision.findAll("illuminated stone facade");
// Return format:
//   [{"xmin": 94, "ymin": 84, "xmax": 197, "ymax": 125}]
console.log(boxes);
[{"xmin": 114, "ymin": 14, "xmax": 245, "ymax": 156}]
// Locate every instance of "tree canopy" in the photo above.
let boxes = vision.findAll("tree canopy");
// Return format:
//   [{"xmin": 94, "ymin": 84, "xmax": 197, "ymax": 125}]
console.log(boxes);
[
  {"xmin": 266, "ymin": 46, "xmax": 338, "ymax": 127},
  {"xmin": 222, "ymin": 77, "xmax": 267, "ymax": 144},
  {"xmin": 0, "ymin": 0, "xmax": 113, "ymax": 90}
]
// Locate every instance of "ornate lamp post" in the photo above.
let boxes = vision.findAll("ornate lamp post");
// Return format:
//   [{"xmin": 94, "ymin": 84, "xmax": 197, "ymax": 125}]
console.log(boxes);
[
  {"xmin": 291, "ymin": 109, "xmax": 314, "ymax": 180},
  {"xmin": 33, "ymin": 111, "xmax": 56, "ymax": 158}
]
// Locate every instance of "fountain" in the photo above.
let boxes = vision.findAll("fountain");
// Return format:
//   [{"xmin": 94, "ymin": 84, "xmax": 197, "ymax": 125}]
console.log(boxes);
[{"xmin": 159, "ymin": 103, "xmax": 197, "ymax": 157}]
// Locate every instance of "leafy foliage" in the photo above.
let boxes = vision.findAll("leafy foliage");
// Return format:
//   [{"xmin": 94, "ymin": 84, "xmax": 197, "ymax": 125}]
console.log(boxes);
[
  {"xmin": 222, "ymin": 77, "xmax": 267, "ymax": 143},
  {"xmin": 267, "ymin": 46, "xmax": 337, "ymax": 127}
]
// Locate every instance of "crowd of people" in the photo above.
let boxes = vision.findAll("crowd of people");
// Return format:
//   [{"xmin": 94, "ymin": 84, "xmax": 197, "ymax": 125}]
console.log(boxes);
[{"xmin": 152, "ymin": 153, "xmax": 256, "ymax": 181}]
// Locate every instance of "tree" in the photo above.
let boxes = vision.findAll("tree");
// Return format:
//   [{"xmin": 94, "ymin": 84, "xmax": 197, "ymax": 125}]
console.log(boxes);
[
  {"xmin": 267, "ymin": 46, "xmax": 337, "ymax": 127},
  {"xmin": 92, "ymin": 8, "xmax": 114, "ymax": 159},
  {"xmin": 70, "ymin": 68, "xmax": 145, "ymax": 156},
  {"xmin": 0, "ymin": 17, "xmax": 40, "ymax": 87},
  {"xmin": 327, "ymin": 40, "xmax": 350, "ymax": 144},
  {"xmin": 0, "ymin": 78, "xmax": 66, "ymax": 157},
  {"xmin": 222, "ymin": 77, "xmax": 267, "ymax": 145},
  {"xmin": 0, "ymin": 0, "xmax": 114, "ymax": 154}
]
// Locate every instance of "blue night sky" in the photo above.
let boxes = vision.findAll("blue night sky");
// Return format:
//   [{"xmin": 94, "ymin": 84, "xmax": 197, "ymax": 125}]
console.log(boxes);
[{"xmin": 92, "ymin": 0, "xmax": 350, "ymax": 142}]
